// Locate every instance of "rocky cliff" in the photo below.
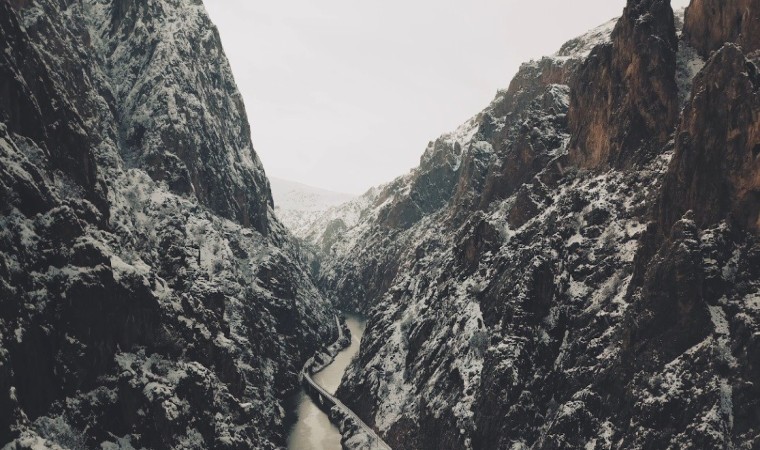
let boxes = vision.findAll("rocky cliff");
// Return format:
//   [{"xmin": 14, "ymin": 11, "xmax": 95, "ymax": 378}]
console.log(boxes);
[
  {"xmin": 568, "ymin": 0, "xmax": 679, "ymax": 169},
  {"xmin": 4, "ymin": 0, "xmax": 760, "ymax": 448},
  {"xmin": 683, "ymin": 0, "xmax": 760, "ymax": 57},
  {"xmin": 311, "ymin": 1, "xmax": 760, "ymax": 449},
  {"xmin": 89, "ymin": 0, "xmax": 273, "ymax": 234},
  {"xmin": 0, "ymin": 1, "xmax": 333, "ymax": 448}
]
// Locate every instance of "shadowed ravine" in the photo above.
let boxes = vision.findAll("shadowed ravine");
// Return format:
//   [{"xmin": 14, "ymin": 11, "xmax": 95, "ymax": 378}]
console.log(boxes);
[{"xmin": 286, "ymin": 314, "xmax": 367, "ymax": 449}]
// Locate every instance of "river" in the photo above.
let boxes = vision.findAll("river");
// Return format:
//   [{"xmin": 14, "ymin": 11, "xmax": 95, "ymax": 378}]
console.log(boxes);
[{"xmin": 286, "ymin": 313, "xmax": 367, "ymax": 450}]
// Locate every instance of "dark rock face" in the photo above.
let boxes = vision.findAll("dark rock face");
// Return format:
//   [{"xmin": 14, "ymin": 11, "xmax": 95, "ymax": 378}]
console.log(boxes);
[
  {"xmin": 568, "ymin": 0, "xmax": 679, "ymax": 169},
  {"xmin": 90, "ymin": 0, "xmax": 272, "ymax": 234},
  {"xmin": 659, "ymin": 44, "xmax": 760, "ymax": 233},
  {"xmin": 0, "ymin": 2, "xmax": 108, "ymax": 218},
  {"xmin": 0, "ymin": 0, "xmax": 333, "ymax": 448},
  {"xmin": 684, "ymin": 0, "xmax": 760, "ymax": 57},
  {"xmin": 313, "ymin": 2, "xmax": 760, "ymax": 449},
  {"xmin": 377, "ymin": 138, "xmax": 461, "ymax": 231},
  {"xmin": 477, "ymin": 61, "xmax": 573, "ymax": 210}
]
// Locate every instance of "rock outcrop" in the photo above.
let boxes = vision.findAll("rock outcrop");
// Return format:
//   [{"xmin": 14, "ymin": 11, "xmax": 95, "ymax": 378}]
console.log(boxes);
[
  {"xmin": 659, "ymin": 44, "xmax": 760, "ymax": 234},
  {"xmin": 88, "ymin": 0, "xmax": 272, "ymax": 234},
  {"xmin": 568, "ymin": 0, "xmax": 679, "ymax": 169},
  {"xmin": 683, "ymin": 0, "xmax": 760, "ymax": 57}
]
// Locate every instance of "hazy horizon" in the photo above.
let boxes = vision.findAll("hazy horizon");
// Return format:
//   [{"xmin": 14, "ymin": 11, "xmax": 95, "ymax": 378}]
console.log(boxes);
[{"xmin": 205, "ymin": 0, "xmax": 690, "ymax": 194}]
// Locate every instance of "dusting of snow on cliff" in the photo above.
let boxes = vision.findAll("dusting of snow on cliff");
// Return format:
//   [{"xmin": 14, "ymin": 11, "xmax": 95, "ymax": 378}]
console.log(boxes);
[
  {"xmin": 555, "ymin": 16, "xmax": 618, "ymax": 59},
  {"xmin": 0, "ymin": 1, "xmax": 334, "ymax": 448}
]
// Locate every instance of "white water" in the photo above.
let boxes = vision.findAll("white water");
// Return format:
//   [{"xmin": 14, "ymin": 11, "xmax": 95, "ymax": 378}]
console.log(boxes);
[{"xmin": 286, "ymin": 314, "xmax": 367, "ymax": 450}]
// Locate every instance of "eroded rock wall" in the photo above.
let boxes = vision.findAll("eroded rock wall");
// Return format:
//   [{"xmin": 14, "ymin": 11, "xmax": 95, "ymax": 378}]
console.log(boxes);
[
  {"xmin": 315, "ymin": 1, "xmax": 760, "ymax": 448},
  {"xmin": 0, "ymin": 1, "xmax": 333, "ymax": 448},
  {"xmin": 684, "ymin": 0, "xmax": 760, "ymax": 57},
  {"xmin": 568, "ymin": 0, "xmax": 679, "ymax": 169}
]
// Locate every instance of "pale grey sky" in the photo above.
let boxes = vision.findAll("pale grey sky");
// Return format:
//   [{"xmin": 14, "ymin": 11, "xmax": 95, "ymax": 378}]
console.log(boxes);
[{"xmin": 205, "ymin": 0, "xmax": 690, "ymax": 194}]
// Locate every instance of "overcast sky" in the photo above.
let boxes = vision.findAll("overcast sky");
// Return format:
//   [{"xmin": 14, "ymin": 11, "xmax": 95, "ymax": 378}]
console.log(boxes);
[{"xmin": 205, "ymin": 0, "xmax": 690, "ymax": 194}]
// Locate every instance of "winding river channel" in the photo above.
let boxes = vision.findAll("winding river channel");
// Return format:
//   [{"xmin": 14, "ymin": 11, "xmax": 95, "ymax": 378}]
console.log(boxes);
[{"xmin": 286, "ymin": 314, "xmax": 367, "ymax": 450}]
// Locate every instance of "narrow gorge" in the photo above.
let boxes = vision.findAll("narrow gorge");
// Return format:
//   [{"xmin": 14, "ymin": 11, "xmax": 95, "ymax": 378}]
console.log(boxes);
[
  {"xmin": 1, "ymin": 0, "xmax": 759, "ymax": 449},
  {"xmin": 300, "ymin": 1, "xmax": 760, "ymax": 448}
]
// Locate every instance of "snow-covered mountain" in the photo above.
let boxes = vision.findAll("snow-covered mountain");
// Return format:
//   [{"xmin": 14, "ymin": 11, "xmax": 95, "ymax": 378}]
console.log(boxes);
[
  {"xmin": 3, "ymin": 0, "xmax": 760, "ymax": 449},
  {"xmin": 270, "ymin": 177, "xmax": 355, "ymax": 238},
  {"xmin": 271, "ymin": 177, "xmax": 355, "ymax": 212},
  {"xmin": 309, "ymin": 2, "xmax": 760, "ymax": 449},
  {"xmin": 0, "ymin": 1, "xmax": 334, "ymax": 448}
]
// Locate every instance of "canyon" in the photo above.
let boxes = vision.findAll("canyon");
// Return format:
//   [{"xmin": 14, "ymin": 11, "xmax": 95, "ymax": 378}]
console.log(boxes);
[{"xmin": 0, "ymin": 0, "xmax": 759, "ymax": 449}]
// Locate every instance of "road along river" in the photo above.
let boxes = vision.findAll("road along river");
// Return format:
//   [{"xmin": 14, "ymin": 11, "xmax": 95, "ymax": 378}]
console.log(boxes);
[{"xmin": 286, "ymin": 314, "xmax": 366, "ymax": 450}]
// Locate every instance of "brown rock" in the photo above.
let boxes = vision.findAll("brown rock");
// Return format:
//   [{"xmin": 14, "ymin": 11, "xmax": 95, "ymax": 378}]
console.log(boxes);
[
  {"xmin": 658, "ymin": 44, "xmax": 760, "ymax": 233},
  {"xmin": 568, "ymin": 0, "xmax": 679, "ymax": 169},
  {"xmin": 683, "ymin": 0, "xmax": 760, "ymax": 57}
]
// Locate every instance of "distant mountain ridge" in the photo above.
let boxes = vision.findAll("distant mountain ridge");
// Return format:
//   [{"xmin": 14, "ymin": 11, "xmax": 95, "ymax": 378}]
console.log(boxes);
[
  {"xmin": 270, "ymin": 177, "xmax": 355, "ymax": 212},
  {"xmin": 270, "ymin": 177, "xmax": 356, "ymax": 237}
]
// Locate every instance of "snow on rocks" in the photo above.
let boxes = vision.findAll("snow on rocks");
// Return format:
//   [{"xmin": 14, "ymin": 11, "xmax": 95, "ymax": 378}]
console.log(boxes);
[
  {"xmin": 307, "ymin": 6, "xmax": 756, "ymax": 450},
  {"xmin": 0, "ymin": 1, "xmax": 335, "ymax": 448}
]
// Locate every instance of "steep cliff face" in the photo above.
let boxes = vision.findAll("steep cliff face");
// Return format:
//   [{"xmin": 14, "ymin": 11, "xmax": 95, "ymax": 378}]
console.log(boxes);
[
  {"xmin": 0, "ymin": 1, "xmax": 108, "ymax": 219},
  {"xmin": 616, "ymin": 41, "xmax": 760, "ymax": 445},
  {"xmin": 611, "ymin": 40, "xmax": 760, "ymax": 449},
  {"xmin": 86, "ymin": 0, "xmax": 272, "ymax": 234},
  {"xmin": 658, "ymin": 44, "xmax": 760, "ymax": 233},
  {"xmin": 568, "ymin": 0, "xmax": 679, "ymax": 169},
  {"xmin": 315, "ymin": 18, "xmax": 617, "ymax": 313},
  {"xmin": 683, "ymin": 0, "xmax": 760, "ymax": 57},
  {"xmin": 314, "ymin": 15, "xmax": 620, "ymax": 449},
  {"xmin": 312, "ymin": 1, "xmax": 760, "ymax": 449},
  {"xmin": 0, "ymin": 1, "xmax": 332, "ymax": 449}
]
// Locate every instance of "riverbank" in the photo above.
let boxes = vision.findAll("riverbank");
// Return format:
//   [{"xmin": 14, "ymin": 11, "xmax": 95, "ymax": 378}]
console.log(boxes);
[{"xmin": 287, "ymin": 314, "xmax": 370, "ymax": 450}]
